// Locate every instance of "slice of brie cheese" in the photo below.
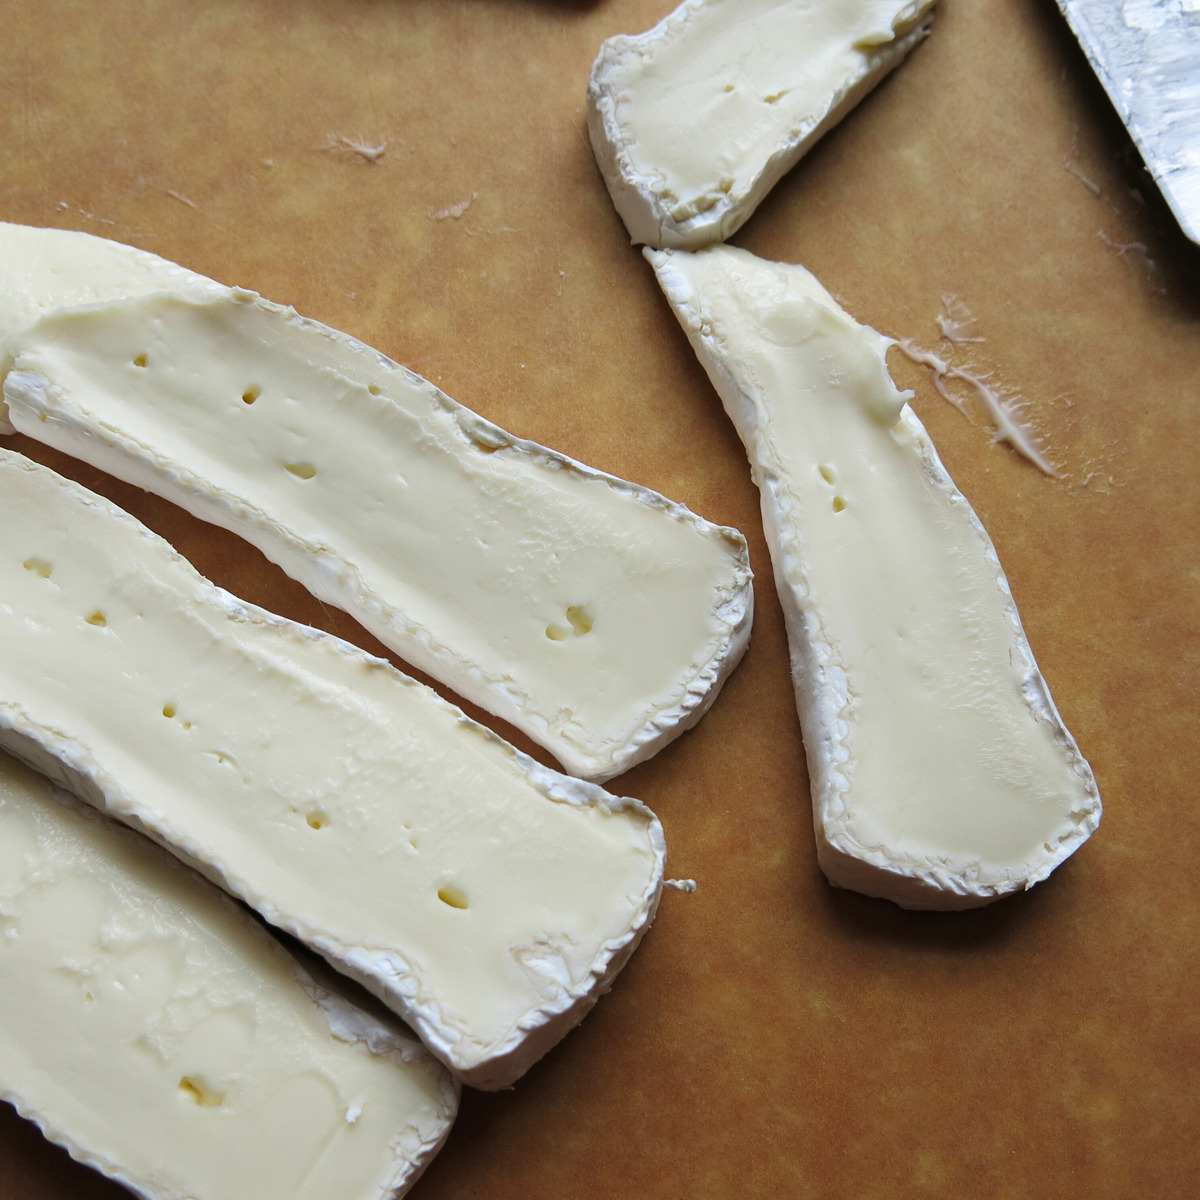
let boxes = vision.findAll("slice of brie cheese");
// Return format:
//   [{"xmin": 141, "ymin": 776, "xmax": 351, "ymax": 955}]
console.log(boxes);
[
  {"xmin": 587, "ymin": 0, "xmax": 937, "ymax": 249},
  {"xmin": 0, "ymin": 752, "xmax": 456, "ymax": 1200},
  {"xmin": 648, "ymin": 245, "xmax": 1101, "ymax": 909},
  {"xmin": 0, "ymin": 450, "xmax": 665, "ymax": 1087},
  {"xmin": 0, "ymin": 222, "xmax": 752, "ymax": 784}
]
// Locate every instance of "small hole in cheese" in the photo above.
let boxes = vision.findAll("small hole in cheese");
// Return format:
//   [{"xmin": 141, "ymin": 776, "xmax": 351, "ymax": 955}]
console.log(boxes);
[
  {"xmin": 22, "ymin": 558, "xmax": 53, "ymax": 578},
  {"xmin": 566, "ymin": 605, "xmax": 593, "ymax": 636},
  {"xmin": 818, "ymin": 464, "xmax": 836, "ymax": 485},
  {"xmin": 242, "ymin": 386, "xmax": 261, "ymax": 405},
  {"xmin": 832, "ymin": 496, "xmax": 848, "ymax": 513},
  {"xmin": 437, "ymin": 885, "xmax": 469, "ymax": 910},
  {"xmin": 162, "ymin": 704, "xmax": 177, "ymax": 719},
  {"xmin": 178, "ymin": 1076, "xmax": 223, "ymax": 1107},
  {"xmin": 285, "ymin": 462, "xmax": 318, "ymax": 480},
  {"xmin": 545, "ymin": 624, "xmax": 568, "ymax": 642},
  {"xmin": 85, "ymin": 610, "xmax": 107, "ymax": 627},
  {"xmin": 132, "ymin": 354, "xmax": 149, "ymax": 368},
  {"xmin": 367, "ymin": 384, "xmax": 382, "ymax": 396},
  {"xmin": 306, "ymin": 811, "xmax": 328, "ymax": 830}
]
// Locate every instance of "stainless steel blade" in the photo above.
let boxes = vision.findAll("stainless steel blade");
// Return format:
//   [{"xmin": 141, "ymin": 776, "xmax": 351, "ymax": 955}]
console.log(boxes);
[{"xmin": 1056, "ymin": 0, "xmax": 1200, "ymax": 247}]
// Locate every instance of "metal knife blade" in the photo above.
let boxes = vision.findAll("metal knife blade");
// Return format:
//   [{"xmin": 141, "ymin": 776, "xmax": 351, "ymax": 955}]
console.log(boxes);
[{"xmin": 1056, "ymin": 0, "xmax": 1200, "ymax": 247}]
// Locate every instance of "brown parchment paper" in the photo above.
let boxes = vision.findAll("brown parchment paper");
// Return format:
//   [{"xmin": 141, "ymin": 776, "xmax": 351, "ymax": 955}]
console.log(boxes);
[{"xmin": 2, "ymin": 2, "xmax": 1197, "ymax": 1197}]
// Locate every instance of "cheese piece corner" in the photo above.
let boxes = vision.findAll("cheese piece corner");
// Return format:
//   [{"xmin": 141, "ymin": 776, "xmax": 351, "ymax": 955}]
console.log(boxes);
[
  {"xmin": 587, "ymin": 0, "xmax": 937, "ymax": 249},
  {"xmin": 648, "ymin": 243, "xmax": 1101, "ymax": 910}
]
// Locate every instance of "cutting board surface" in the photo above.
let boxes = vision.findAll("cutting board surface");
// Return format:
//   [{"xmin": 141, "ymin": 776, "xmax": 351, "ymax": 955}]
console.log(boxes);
[{"xmin": 2, "ymin": 2, "xmax": 1197, "ymax": 1197}]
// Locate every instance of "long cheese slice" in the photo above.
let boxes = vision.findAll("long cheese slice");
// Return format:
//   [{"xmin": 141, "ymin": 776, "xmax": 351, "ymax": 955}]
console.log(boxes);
[
  {"xmin": 0, "ymin": 222, "xmax": 752, "ymax": 783},
  {"xmin": 0, "ymin": 753, "xmax": 456, "ymax": 1200},
  {"xmin": 648, "ymin": 245, "xmax": 1101, "ymax": 909},
  {"xmin": 587, "ymin": 0, "xmax": 937, "ymax": 249},
  {"xmin": 0, "ymin": 450, "xmax": 664, "ymax": 1087}
]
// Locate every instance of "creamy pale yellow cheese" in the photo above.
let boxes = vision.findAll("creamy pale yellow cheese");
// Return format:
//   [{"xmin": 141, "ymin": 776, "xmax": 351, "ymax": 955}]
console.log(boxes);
[
  {"xmin": 0, "ymin": 222, "xmax": 200, "ymax": 434},
  {"xmin": 0, "ymin": 222, "xmax": 752, "ymax": 784},
  {"xmin": 0, "ymin": 450, "xmax": 664, "ymax": 1086},
  {"xmin": 0, "ymin": 752, "xmax": 455, "ymax": 1200},
  {"xmin": 588, "ymin": 0, "xmax": 937, "ymax": 248},
  {"xmin": 649, "ymin": 245, "xmax": 1101, "ymax": 909}
]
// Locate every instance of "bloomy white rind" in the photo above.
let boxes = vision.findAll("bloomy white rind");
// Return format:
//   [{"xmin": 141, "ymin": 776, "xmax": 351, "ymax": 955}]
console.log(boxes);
[
  {"xmin": 0, "ymin": 226, "xmax": 753, "ymax": 784},
  {"xmin": 0, "ymin": 453, "xmax": 665, "ymax": 1088},
  {"xmin": 322, "ymin": 750, "xmax": 666, "ymax": 1091},
  {"xmin": 0, "ymin": 780, "xmax": 458, "ymax": 1200},
  {"xmin": 587, "ymin": 2, "xmax": 936, "ymax": 250},
  {"xmin": 293, "ymin": 972, "xmax": 460, "ymax": 1195},
  {"xmin": 647, "ymin": 247, "xmax": 1101, "ymax": 910},
  {"xmin": 1, "ymin": 1088, "xmax": 155, "ymax": 1200}
]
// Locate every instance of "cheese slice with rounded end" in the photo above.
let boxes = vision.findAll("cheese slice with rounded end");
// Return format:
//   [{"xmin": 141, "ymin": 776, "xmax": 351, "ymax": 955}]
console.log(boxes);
[
  {"xmin": 0, "ymin": 450, "xmax": 665, "ymax": 1087},
  {"xmin": 0, "ymin": 222, "xmax": 204, "ymax": 434},
  {"xmin": 0, "ymin": 752, "xmax": 456, "ymax": 1200},
  {"xmin": 587, "ymin": 0, "xmax": 937, "ymax": 249},
  {"xmin": 0, "ymin": 222, "xmax": 753, "ymax": 784},
  {"xmin": 648, "ymin": 245, "xmax": 1101, "ymax": 910}
]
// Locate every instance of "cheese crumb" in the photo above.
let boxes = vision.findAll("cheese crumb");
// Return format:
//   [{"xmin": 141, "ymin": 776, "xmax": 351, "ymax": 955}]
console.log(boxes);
[
  {"xmin": 893, "ymin": 340, "xmax": 1058, "ymax": 478},
  {"xmin": 430, "ymin": 194, "xmax": 477, "ymax": 222},
  {"xmin": 664, "ymin": 878, "xmax": 697, "ymax": 893},
  {"xmin": 324, "ymin": 134, "xmax": 388, "ymax": 164}
]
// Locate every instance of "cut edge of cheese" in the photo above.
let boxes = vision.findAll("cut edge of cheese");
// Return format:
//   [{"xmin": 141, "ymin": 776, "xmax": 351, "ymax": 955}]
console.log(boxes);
[
  {"xmin": 587, "ymin": 0, "xmax": 937, "ymax": 249},
  {"xmin": 647, "ymin": 245, "xmax": 1101, "ymax": 910},
  {"xmin": 1, "ymin": 714, "xmax": 665, "ymax": 1089},
  {"xmin": 0, "ymin": 753, "xmax": 457, "ymax": 1200},
  {"xmin": 0, "ymin": 223, "xmax": 754, "ymax": 785},
  {"xmin": 0, "ymin": 450, "xmax": 666, "ymax": 1089}
]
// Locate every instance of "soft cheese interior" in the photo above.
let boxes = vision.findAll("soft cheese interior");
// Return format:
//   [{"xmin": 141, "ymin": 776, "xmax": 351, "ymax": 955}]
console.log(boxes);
[
  {"xmin": 588, "ymin": 0, "xmax": 936, "ymax": 248},
  {"xmin": 0, "ymin": 222, "xmax": 752, "ymax": 783},
  {"xmin": 0, "ymin": 753, "xmax": 455, "ymax": 1200},
  {"xmin": 649, "ymin": 245, "xmax": 1100, "ymax": 908},
  {"xmin": 0, "ymin": 221, "xmax": 207, "ymax": 430},
  {"xmin": 0, "ymin": 451, "xmax": 664, "ymax": 1086}
]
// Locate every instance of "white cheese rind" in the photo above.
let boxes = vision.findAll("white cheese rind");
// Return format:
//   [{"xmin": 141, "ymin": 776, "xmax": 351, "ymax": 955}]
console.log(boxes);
[
  {"xmin": 0, "ymin": 450, "xmax": 665, "ymax": 1086},
  {"xmin": 0, "ymin": 752, "xmax": 456, "ymax": 1200},
  {"xmin": 587, "ymin": 0, "xmax": 936, "ymax": 249},
  {"xmin": 648, "ymin": 245, "xmax": 1101, "ymax": 910},
  {"xmin": 0, "ymin": 222, "xmax": 752, "ymax": 784}
]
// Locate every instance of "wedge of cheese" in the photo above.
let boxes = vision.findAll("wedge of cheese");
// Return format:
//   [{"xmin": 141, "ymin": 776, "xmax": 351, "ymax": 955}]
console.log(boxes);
[
  {"xmin": 649, "ymin": 245, "xmax": 1101, "ymax": 909},
  {"xmin": 588, "ymin": 0, "xmax": 937, "ymax": 249},
  {"xmin": 0, "ymin": 222, "xmax": 752, "ymax": 784},
  {"xmin": 0, "ymin": 752, "xmax": 456, "ymax": 1200},
  {"xmin": 0, "ymin": 450, "xmax": 665, "ymax": 1087}
]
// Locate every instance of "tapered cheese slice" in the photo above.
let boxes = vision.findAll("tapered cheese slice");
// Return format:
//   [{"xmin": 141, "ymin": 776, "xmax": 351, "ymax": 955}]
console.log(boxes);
[
  {"xmin": 648, "ymin": 245, "xmax": 1101, "ymax": 909},
  {"xmin": 0, "ymin": 450, "xmax": 664, "ymax": 1087},
  {"xmin": 0, "ymin": 222, "xmax": 202, "ymax": 434},
  {"xmin": 0, "ymin": 752, "xmax": 456, "ymax": 1200},
  {"xmin": 587, "ymin": 0, "xmax": 937, "ymax": 249},
  {"xmin": 0, "ymin": 222, "xmax": 752, "ymax": 783}
]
